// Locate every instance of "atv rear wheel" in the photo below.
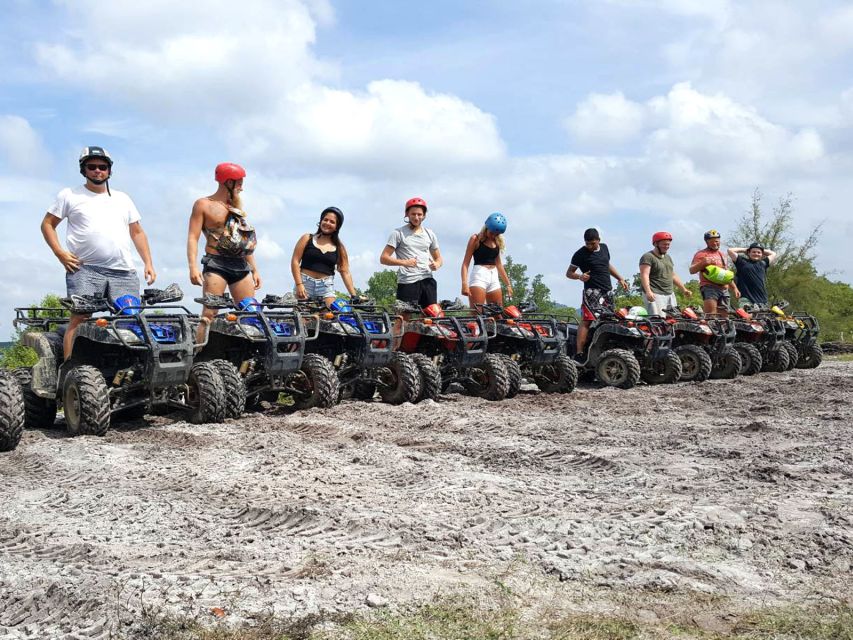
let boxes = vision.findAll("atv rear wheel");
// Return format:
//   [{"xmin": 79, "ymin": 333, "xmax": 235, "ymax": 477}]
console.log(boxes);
[
  {"xmin": 595, "ymin": 349, "xmax": 641, "ymax": 389},
  {"xmin": 674, "ymin": 345, "xmax": 712, "ymax": 382},
  {"xmin": 465, "ymin": 354, "xmax": 509, "ymax": 401},
  {"xmin": 291, "ymin": 354, "xmax": 340, "ymax": 410},
  {"xmin": 186, "ymin": 362, "xmax": 226, "ymax": 424},
  {"xmin": 641, "ymin": 350, "xmax": 683, "ymax": 385},
  {"xmin": 12, "ymin": 367, "xmax": 58, "ymax": 429},
  {"xmin": 535, "ymin": 354, "xmax": 578, "ymax": 393},
  {"xmin": 710, "ymin": 346, "xmax": 742, "ymax": 379},
  {"xmin": 378, "ymin": 353, "xmax": 421, "ymax": 405},
  {"xmin": 733, "ymin": 343, "xmax": 762, "ymax": 375},
  {"xmin": 0, "ymin": 371, "xmax": 25, "ymax": 452},
  {"xmin": 499, "ymin": 355, "xmax": 523, "ymax": 398},
  {"xmin": 211, "ymin": 359, "xmax": 246, "ymax": 419},
  {"xmin": 411, "ymin": 354, "xmax": 441, "ymax": 402},
  {"xmin": 63, "ymin": 365, "xmax": 111, "ymax": 436},
  {"xmin": 796, "ymin": 343, "xmax": 823, "ymax": 369}
]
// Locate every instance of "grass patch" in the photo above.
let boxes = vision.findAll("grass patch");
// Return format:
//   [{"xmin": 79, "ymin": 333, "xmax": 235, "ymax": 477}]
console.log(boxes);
[
  {"xmin": 827, "ymin": 353, "xmax": 853, "ymax": 361},
  {"xmin": 122, "ymin": 597, "xmax": 853, "ymax": 640}
]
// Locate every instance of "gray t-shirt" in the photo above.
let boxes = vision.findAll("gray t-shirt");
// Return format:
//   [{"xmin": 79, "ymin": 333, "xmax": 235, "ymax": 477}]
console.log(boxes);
[
  {"xmin": 386, "ymin": 225, "xmax": 439, "ymax": 284},
  {"xmin": 639, "ymin": 250, "xmax": 674, "ymax": 295}
]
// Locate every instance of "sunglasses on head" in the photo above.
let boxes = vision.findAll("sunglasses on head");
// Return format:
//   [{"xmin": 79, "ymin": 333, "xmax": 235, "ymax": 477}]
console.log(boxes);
[{"xmin": 86, "ymin": 163, "xmax": 109, "ymax": 171}]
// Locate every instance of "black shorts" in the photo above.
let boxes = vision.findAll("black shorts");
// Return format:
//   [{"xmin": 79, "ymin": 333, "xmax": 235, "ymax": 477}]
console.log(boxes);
[
  {"xmin": 201, "ymin": 254, "xmax": 252, "ymax": 285},
  {"xmin": 396, "ymin": 277, "xmax": 437, "ymax": 308}
]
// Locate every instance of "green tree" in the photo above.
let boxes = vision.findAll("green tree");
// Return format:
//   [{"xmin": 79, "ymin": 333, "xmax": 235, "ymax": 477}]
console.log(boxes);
[
  {"xmin": 365, "ymin": 270, "xmax": 398, "ymax": 307},
  {"xmin": 501, "ymin": 255, "xmax": 556, "ymax": 311}
]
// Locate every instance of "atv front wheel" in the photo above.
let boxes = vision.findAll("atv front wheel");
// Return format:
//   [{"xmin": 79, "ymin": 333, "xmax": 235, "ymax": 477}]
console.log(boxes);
[
  {"xmin": 498, "ymin": 355, "xmax": 523, "ymax": 398},
  {"xmin": 761, "ymin": 345, "xmax": 789, "ymax": 373},
  {"xmin": 674, "ymin": 345, "xmax": 712, "ymax": 382},
  {"xmin": 411, "ymin": 354, "xmax": 441, "ymax": 402},
  {"xmin": 465, "ymin": 354, "xmax": 509, "ymax": 401},
  {"xmin": 535, "ymin": 354, "xmax": 578, "ymax": 393},
  {"xmin": 12, "ymin": 367, "xmax": 58, "ymax": 429},
  {"xmin": 733, "ymin": 343, "xmax": 762, "ymax": 375},
  {"xmin": 710, "ymin": 346, "xmax": 742, "ymax": 379},
  {"xmin": 63, "ymin": 365, "xmax": 111, "ymax": 436},
  {"xmin": 186, "ymin": 362, "xmax": 226, "ymax": 424},
  {"xmin": 211, "ymin": 359, "xmax": 246, "ymax": 419},
  {"xmin": 781, "ymin": 341, "xmax": 799, "ymax": 370},
  {"xmin": 796, "ymin": 343, "xmax": 823, "ymax": 369},
  {"xmin": 378, "ymin": 353, "xmax": 421, "ymax": 405},
  {"xmin": 595, "ymin": 349, "xmax": 641, "ymax": 389},
  {"xmin": 291, "ymin": 354, "xmax": 340, "ymax": 410},
  {"xmin": 641, "ymin": 350, "xmax": 683, "ymax": 385},
  {"xmin": 0, "ymin": 371, "xmax": 25, "ymax": 452}
]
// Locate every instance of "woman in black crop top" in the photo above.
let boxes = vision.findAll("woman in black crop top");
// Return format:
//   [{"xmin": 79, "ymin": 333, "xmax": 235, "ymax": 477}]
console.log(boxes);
[
  {"xmin": 461, "ymin": 212, "xmax": 513, "ymax": 307},
  {"xmin": 290, "ymin": 207, "xmax": 358, "ymax": 307}
]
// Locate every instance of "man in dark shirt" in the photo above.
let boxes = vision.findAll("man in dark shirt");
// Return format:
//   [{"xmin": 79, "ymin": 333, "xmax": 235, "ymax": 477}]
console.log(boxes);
[
  {"xmin": 728, "ymin": 242, "xmax": 777, "ymax": 306},
  {"xmin": 565, "ymin": 228, "xmax": 630, "ymax": 360}
]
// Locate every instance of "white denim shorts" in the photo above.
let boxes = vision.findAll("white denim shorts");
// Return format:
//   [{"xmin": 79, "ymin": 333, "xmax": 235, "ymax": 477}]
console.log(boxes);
[
  {"xmin": 469, "ymin": 265, "xmax": 501, "ymax": 293},
  {"xmin": 297, "ymin": 273, "xmax": 335, "ymax": 299}
]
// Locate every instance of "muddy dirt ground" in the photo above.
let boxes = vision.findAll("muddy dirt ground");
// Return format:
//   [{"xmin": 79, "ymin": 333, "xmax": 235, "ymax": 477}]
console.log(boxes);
[{"xmin": 1, "ymin": 361, "xmax": 851, "ymax": 638}]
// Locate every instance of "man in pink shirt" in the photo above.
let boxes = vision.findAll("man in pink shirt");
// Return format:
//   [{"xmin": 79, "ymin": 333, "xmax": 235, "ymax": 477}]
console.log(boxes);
[{"xmin": 689, "ymin": 230, "xmax": 740, "ymax": 316}]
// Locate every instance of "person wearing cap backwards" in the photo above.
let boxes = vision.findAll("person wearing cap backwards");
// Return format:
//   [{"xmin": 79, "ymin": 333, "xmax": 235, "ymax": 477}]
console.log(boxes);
[
  {"xmin": 566, "ymin": 228, "xmax": 630, "ymax": 361},
  {"xmin": 40, "ymin": 146, "xmax": 156, "ymax": 359},
  {"xmin": 187, "ymin": 162, "xmax": 259, "ymax": 342},
  {"xmin": 380, "ymin": 197, "xmax": 443, "ymax": 308},
  {"xmin": 689, "ymin": 230, "xmax": 740, "ymax": 316},
  {"xmin": 290, "ymin": 207, "xmax": 359, "ymax": 308},
  {"xmin": 639, "ymin": 231, "xmax": 692, "ymax": 316},
  {"xmin": 728, "ymin": 242, "xmax": 777, "ymax": 307},
  {"xmin": 461, "ymin": 213, "xmax": 513, "ymax": 307}
]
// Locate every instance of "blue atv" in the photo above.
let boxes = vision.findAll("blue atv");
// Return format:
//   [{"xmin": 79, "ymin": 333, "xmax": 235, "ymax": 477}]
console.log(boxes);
[
  {"xmin": 194, "ymin": 293, "xmax": 339, "ymax": 413},
  {"xmin": 13, "ymin": 284, "xmax": 226, "ymax": 436}
]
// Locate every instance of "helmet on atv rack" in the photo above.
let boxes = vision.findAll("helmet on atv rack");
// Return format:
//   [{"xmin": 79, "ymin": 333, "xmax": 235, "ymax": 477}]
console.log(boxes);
[
  {"xmin": 652, "ymin": 231, "xmax": 672, "ymax": 244},
  {"xmin": 405, "ymin": 197, "xmax": 428, "ymax": 213},
  {"xmin": 627, "ymin": 305, "xmax": 649, "ymax": 319},
  {"xmin": 215, "ymin": 162, "xmax": 246, "ymax": 184}
]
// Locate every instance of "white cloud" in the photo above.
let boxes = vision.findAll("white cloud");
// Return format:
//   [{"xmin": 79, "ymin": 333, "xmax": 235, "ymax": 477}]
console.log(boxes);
[
  {"xmin": 0, "ymin": 115, "xmax": 51, "ymax": 173},
  {"xmin": 565, "ymin": 92, "xmax": 645, "ymax": 148}
]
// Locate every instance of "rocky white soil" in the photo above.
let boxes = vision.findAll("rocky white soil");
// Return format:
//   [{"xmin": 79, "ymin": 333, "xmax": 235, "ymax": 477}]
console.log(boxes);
[{"xmin": 0, "ymin": 361, "xmax": 851, "ymax": 638}]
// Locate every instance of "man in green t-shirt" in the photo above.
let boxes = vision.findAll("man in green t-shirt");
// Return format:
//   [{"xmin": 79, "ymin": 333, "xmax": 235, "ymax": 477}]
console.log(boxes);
[{"xmin": 639, "ymin": 231, "xmax": 691, "ymax": 316}]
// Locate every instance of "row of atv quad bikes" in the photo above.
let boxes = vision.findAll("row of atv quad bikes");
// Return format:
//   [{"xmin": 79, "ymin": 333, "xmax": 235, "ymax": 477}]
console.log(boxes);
[{"xmin": 0, "ymin": 285, "xmax": 823, "ymax": 452}]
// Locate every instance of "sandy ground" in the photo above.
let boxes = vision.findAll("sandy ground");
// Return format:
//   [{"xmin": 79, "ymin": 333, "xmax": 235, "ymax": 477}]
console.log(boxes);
[{"xmin": 0, "ymin": 361, "xmax": 851, "ymax": 638}]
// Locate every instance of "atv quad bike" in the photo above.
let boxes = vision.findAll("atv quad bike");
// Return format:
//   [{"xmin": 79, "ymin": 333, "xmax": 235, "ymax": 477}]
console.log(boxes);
[
  {"xmin": 558, "ymin": 290, "xmax": 681, "ymax": 388},
  {"xmin": 475, "ymin": 301, "xmax": 577, "ymax": 397},
  {"xmin": 771, "ymin": 301, "xmax": 823, "ymax": 369},
  {"xmin": 298, "ymin": 297, "xmax": 420, "ymax": 405},
  {"xmin": 661, "ymin": 306, "xmax": 715, "ymax": 382},
  {"xmin": 13, "ymin": 285, "xmax": 227, "ymax": 436},
  {"xmin": 194, "ymin": 293, "xmax": 338, "ymax": 414},
  {"xmin": 737, "ymin": 305, "xmax": 792, "ymax": 373},
  {"xmin": 395, "ymin": 299, "xmax": 509, "ymax": 401}
]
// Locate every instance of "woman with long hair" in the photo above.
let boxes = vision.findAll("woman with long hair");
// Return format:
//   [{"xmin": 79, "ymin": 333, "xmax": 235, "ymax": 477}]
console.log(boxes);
[
  {"xmin": 461, "ymin": 212, "xmax": 513, "ymax": 307},
  {"xmin": 291, "ymin": 207, "xmax": 358, "ymax": 307}
]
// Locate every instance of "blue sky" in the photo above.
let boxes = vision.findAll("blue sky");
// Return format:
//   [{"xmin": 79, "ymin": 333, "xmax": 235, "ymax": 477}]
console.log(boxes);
[{"xmin": 2, "ymin": 0, "xmax": 852, "ymax": 335}]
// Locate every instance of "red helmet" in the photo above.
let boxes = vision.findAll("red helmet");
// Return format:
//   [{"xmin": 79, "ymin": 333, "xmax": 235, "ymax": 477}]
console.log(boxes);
[
  {"xmin": 215, "ymin": 162, "xmax": 246, "ymax": 184},
  {"xmin": 652, "ymin": 231, "xmax": 673, "ymax": 244},
  {"xmin": 405, "ymin": 197, "xmax": 428, "ymax": 213}
]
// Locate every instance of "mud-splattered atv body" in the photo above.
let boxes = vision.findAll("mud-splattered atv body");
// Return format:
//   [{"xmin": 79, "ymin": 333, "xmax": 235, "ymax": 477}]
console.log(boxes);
[
  {"xmin": 194, "ymin": 293, "xmax": 336, "ymax": 414},
  {"xmin": 300, "ymin": 298, "xmax": 420, "ymax": 405},
  {"xmin": 736, "ymin": 306, "xmax": 792, "ymax": 373},
  {"xmin": 559, "ymin": 297, "xmax": 680, "ymax": 388},
  {"xmin": 13, "ymin": 285, "xmax": 226, "ymax": 436},
  {"xmin": 772, "ymin": 302, "xmax": 822, "ymax": 369},
  {"xmin": 476, "ymin": 301, "xmax": 577, "ymax": 397},
  {"xmin": 396, "ymin": 300, "xmax": 509, "ymax": 401},
  {"xmin": 663, "ymin": 307, "xmax": 741, "ymax": 381}
]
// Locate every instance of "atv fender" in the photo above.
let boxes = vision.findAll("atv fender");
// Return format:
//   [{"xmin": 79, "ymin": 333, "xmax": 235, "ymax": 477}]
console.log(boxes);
[{"xmin": 22, "ymin": 332, "xmax": 63, "ymax": 399}]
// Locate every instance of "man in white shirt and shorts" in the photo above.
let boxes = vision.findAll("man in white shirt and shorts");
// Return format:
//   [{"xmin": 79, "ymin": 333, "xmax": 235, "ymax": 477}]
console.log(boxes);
[{"xmin": 40, "ymin": 146, "xmax": 156, "ymax": 358}]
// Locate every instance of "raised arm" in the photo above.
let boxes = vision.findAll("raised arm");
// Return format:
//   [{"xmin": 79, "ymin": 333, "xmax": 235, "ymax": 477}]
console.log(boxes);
[
  {"xmin": 727, "ymin": 247, "xmax": 745, "ymax": 262},
  {"xmin": 765, "ymin": 249, "xmax": 778, "ymax": 264}
]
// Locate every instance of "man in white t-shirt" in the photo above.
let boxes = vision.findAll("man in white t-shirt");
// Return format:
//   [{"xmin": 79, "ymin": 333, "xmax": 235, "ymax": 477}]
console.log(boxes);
[
  {"xmin": 40, "ymin": 146, "xmax": 156, "ymax": 358},
  {"xmin": 379, "ymin": 197, "xmax": 443, "ymax": 308}
]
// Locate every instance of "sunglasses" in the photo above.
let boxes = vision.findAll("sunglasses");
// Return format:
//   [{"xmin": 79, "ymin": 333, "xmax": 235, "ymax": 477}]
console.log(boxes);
[{"xmin": 86, "ymin": 163, "xmax": 110, "ymax": 171}]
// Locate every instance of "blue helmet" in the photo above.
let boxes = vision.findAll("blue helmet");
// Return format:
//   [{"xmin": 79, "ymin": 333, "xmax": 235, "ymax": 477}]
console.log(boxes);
[{"xmin": 485, "ymin": 212, "xmax": 507, "ymax": 234}]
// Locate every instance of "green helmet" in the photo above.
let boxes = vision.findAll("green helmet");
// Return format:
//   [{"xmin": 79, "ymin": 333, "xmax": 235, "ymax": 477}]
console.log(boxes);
[
  {"xmin": 627, "ymin": 305, "xmax": 648, "ymax": 318},
  {"xmin": 703, "ymin": 264, "xmax": 734, "ymax": 285}
]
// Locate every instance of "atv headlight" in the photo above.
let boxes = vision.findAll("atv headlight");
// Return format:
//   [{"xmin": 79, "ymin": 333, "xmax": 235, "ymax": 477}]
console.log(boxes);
[
  {"xmin": 628, "ymin": 328, "xmax": 642, "ymax": 336},
  {"xmin": 116, "ymin": 328, "xmax": 143, "ymax": 344},
  {"xmin": 699, "ymin": 325, "xmax": 713, "ymax": 334},
  {"xmin": 240, "ymin": 324, "xmax": 264, "ymax": 338}
]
